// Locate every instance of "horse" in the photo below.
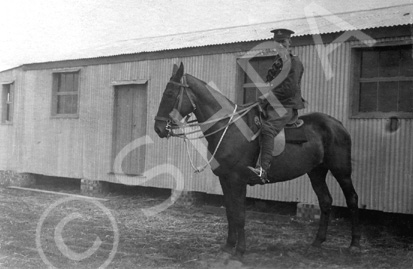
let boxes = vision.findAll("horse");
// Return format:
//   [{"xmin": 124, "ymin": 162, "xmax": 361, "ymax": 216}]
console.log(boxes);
[{"xmin": 154, "ymin": 62, "xmax": 361, "ymax": 258}]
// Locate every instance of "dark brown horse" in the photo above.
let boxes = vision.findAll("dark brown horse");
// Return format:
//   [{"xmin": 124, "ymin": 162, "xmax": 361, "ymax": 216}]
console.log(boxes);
[{"xmin": 154, "ymin": 63, "xmax": 361, "ymax": 258}]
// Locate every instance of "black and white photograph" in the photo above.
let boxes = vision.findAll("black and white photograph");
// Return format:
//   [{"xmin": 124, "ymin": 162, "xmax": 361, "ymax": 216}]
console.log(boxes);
[{"xmin": 0, "ymin": 0, "xmax": 412, "ymax": 268}]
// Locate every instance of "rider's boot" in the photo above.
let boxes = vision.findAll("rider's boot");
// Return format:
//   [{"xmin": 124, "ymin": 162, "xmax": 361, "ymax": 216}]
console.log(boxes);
[{"xmin": 248, "ymin": 134, "xmax": 274, "ymax": 184}]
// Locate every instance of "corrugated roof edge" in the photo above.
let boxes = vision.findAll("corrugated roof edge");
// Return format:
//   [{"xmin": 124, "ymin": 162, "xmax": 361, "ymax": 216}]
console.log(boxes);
[
  {"xmin": 22, "ymin": 27, "xmax": 411, "ymax": 67},
  {"xmin": 13, "ymin": 3, "xmax": 413, "ymax": 69},
  {"xmin": 88, "ymin": 3, "xmax": 412, "ymax": 45}
]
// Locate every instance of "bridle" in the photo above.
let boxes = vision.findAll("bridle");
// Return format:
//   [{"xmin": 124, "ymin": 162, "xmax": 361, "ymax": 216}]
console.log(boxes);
[
  {"xmin": 154, "ymin": 74, "xmax": 259, "ymax": 173},
  {"xmin": 154, "ymin": 74, "xmax": 197, "ymax": 137}
]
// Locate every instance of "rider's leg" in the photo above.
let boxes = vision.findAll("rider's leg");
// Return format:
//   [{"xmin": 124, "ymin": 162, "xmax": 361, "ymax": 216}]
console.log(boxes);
[{"xmin": 249, "ymin": 107, "xmax": 293, "ymax": 182}]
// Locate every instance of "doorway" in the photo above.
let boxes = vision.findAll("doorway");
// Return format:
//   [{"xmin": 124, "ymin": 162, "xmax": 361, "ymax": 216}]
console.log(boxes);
[{"xmin": 112, "ymin": 84, "xmax": 147, "ymax": 175}]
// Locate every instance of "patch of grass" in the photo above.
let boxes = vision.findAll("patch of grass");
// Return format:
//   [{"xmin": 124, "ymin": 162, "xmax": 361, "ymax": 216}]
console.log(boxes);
[{"xmin": 1, "ymin": 186, "xmax": 412, "ymax": 268}]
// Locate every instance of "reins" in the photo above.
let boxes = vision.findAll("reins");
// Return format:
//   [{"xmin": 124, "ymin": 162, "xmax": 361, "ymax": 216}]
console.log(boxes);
[
  {"xmin": 170, "ymin": 104, "xmax": 257, "ymax": 139},
  {"xmin": 155, "ymin": 74, "xmax": 259, "ymax": 173},
  {"xmin": 185, "ymin": 105, "xmax": 238, "ymax": 173},
  {"xmin": 171, "ymin": 103, "xmax": 258, "ymax": 173}
]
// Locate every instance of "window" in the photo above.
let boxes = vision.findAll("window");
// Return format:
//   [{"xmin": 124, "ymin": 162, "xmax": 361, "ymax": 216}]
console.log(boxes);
[
  {"xmin": 352, "ymin": 44, "xmax": 413, "ymax": 117},
  {"xmin": 240, "ymin": 56, "xmax": 274, "ymax": 104},
  {"xmin": 2, "ymin": 83, "xmax": 14, "ymax": 124},
  {"xmin": 52, "ymin": 71, "xmax": 80, "ymax": 117}
]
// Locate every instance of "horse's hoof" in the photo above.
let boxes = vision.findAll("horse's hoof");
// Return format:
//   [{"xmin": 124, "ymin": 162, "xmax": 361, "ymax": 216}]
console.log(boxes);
[
  {"xmin": 225, "ymin": 259, "xmax": 244, "ymax": 268},
  {"xmin": 349, "ymin": 245, "xmax": 362, "ymax": 254},
  {"xmin": 233, "ymin": 251, "xmax": 244, "ymax": 261},
  {"xmin": 212, "ymin": 252, "xmax": 244, "ymax": 269},
  {"xmin": 221, "ymin": 244, "xmax": 235, "ymax": 255},
  {"xmin": 214, "ymin": 252, "xmax": 244, "ymax": 268},
  {"xmin": 217, "ymin": 251, "xmax": 232, "ymax": 261},
  {"xmin": 311, "ymin": 241, "xmax": 323, "ymax": 248}
]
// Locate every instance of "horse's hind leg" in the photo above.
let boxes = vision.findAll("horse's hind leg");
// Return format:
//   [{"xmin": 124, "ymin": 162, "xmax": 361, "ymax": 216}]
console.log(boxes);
[
  {"xmin": 307, "ymin": 165, "xmax": 331, "ymax": 247},
  {"xmin": 330, "ymin": 169, "xmax": 361, "ymax": 249}
]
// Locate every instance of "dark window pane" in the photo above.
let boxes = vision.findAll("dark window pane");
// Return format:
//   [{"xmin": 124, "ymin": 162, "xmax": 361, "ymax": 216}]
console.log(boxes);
[
  {"xmin": 244, "ymin": 88, "xmax": 258, "ymax": 103},
  {"xmin": 245, "ymin": 58, "xmax": 260, "ymax": 84},
  {"xmin": 361, "ymin": 50, "xmax": 378, "ymax": 78},
  {"xmin": 73, "ymin": 73, "xmax": 79, "ymax": 92},
  {"xmin": 378, "ymin": 81, "xmax": 398, "ymax": 112},
  {"xmin": 57, "ymin": 95, "xmax": 78, "ymax": 114},
  {"xmin": 257, "ymin": 57, "xmax": 273, "ymax": 81},
  {"xmin": 379, "ymin": 49, "xmax": 400, "ymax": 77},
  {"xmin": 57, "ymin": 96, "xmax": 64, "ymax": 114},
  {"xmin": 245, "ymin": 57, "xmax": 274, "ymax": 84},
  {"xmin": 356, "ymin": 46, "xmax": 413, "ymax": 115},
  {"xmin": 399, "ymin": 81, "xmax": 413, "ymax": 112},
  {"xmin": 58, "ymin": 74, "xmax": 66, "ymax": 92},
  {"xmin": 54, "ymin": 72, "xmax": 79, "ymax": 115},
  {"xmin": 400, "ymin": 47, "xmax": 413, "ymax": 77},
  {"xmin": 257, "ymin": 87, "xmax": 264, "ymax": 99},
  {"xmin": 359, "ymin": 82, "xmax": 377, "ymax": 112},
  {"xmin": 6, "ymin": 103, "xmax": 10, "ymax": 121},
  {"xmin": 65, "ymin": 73, "xmax": 74, "ymax": 92},
  {"xmin": 57, "ymin": 72, "xmax": 78, "ymax": 92},
  {"xmin": 2, "ymin": 84, "xmax": 12, "ymax": 122},
  {"xmin": 5, "ymin": 85, "xmax": 10, "ymax": 102}
]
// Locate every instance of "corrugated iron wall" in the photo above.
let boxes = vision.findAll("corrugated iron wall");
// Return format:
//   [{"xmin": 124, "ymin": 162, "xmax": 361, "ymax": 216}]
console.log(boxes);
[
  {"xmin": 1, "ymin": 36, "xmax": 412, "ymax": 214},
  {"xmin": 0, "ymin": 68, "xmax": 25, "ymax": 171},
  {"xmin": 240, "ymin": 38, "xmax": 413, "ymax": 214},
  {"xmin": 22, "ymin": 70, "xmax": 84, "ymax": 178}
]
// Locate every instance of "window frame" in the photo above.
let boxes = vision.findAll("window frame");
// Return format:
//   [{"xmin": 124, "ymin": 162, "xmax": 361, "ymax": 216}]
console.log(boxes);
[
  {"xmin": 237, "ymin": 52, "xmax": 278, "ymax": 105},
  {"xmin": 1, "ymin": 81, "xmax": 14, "ymax": 125},
  {"xmin": 350, "ymin": 40, "xmax": 413, "ymax": 119},
  {"xmin": 51, "ymin": 68, "xmax": 81, "ymax": 119}
]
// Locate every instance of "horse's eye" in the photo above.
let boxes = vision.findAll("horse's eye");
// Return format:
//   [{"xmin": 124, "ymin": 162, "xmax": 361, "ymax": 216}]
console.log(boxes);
[{"xmin": 164, "ymin": 90, "xmax": 175, "ymax": 98}]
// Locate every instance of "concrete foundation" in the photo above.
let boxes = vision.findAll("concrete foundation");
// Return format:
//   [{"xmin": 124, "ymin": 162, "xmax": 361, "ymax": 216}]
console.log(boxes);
[
  {"xmin": 296, "ymin": 203, "xmax": 321, "ymax": 220},
  {"xmin": 175, "ymin": 191, "xmax": 205, "ymax": 206},
  {"xmin": 80, "ymin": 179, "xmax": 109, "ymax": 195},
  {"xmin": 0, "ymin": 170, "xmax": 36, "ymax": 187}
]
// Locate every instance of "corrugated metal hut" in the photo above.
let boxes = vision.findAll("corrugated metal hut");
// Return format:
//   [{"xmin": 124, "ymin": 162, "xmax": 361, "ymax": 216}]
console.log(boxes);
[{"xmin": 1, "ymin": 4, "xmax": 412, "ymax": 213}]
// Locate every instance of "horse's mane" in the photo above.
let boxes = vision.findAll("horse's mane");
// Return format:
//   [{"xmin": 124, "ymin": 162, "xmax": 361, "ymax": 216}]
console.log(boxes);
[{"xmin": 186, "ymin": 74, "xmax": 235, "ymax": 107}]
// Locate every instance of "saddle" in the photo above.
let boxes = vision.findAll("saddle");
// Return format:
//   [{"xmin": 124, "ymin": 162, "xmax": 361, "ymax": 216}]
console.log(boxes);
[
  {"xmin": 251, "ymin": 110, "xmax": 307, "ymax": 157},
  {"xmin": 236, "ymin": 102, "xmax": 308, "ymax": 156},
  {"xmin": 271, "ymin": 125, "xmax": 305, "ymax": 156}
]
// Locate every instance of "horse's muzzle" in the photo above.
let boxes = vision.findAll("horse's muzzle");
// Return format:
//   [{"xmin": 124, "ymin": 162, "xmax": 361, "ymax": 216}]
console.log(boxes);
[
  {"xmin": 154, "ymin": 124, "xmax": 166, "ymax": 138},
  {"xmin": 154, "ymin": 120, "xmax": 171, "ymax": 138}
]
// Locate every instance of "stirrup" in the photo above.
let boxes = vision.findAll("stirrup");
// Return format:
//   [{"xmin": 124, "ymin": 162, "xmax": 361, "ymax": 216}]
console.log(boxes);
[
  {"xmin": 247, "ymin": 166, "xmax": 269, "ymax": 184},
  {"xmin": 286, "ymin": 119, "xmax": 304, "ymax": 128}
]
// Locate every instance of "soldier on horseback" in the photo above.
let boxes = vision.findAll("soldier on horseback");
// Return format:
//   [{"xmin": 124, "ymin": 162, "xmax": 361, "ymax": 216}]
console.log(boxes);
[
  {"xmin": 155, "ymin": 60, "xmax": 361, "ymax": 255},
  {"xmin": 248, "ymin": 28, "xmax": 306, "ymax": 183}
]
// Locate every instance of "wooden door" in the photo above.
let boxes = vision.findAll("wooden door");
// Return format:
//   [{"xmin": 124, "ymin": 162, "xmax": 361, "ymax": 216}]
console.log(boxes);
[{"xmin": 112, "ymin": 84, "xmax": 147, "ymax": 175}]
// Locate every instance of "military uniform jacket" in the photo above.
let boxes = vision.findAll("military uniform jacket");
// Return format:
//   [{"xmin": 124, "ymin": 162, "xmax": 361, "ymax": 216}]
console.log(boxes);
[{"xmin": 263, "ymin": 53, "xmax": 305, "ymax": 110}]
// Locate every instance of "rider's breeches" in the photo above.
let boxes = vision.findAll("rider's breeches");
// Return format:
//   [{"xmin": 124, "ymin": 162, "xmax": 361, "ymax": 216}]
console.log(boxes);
[{"xmin": 260, "ymin": 107, "xmax": 294, "ymax": 170}]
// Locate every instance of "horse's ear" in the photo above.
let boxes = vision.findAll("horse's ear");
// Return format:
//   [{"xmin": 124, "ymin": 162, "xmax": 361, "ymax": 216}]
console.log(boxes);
[
  {"xmin": 177, "ymin": 62, "xmax": 184, "ymax": 78},
  {"xmin": 172, "ymin": 62, "xmax": 184, "ymax": 81}
]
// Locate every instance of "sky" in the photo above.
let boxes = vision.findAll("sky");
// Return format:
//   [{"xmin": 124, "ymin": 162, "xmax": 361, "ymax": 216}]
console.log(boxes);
[{"xmin": 0, "ymin": 0, "xmax": 411, "ymax": 71}]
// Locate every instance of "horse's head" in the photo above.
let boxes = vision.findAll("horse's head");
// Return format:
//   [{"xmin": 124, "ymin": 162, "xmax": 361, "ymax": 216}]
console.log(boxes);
[{"xmin": 154, "ymin": 63, "xmax": 197, "ymax": 138}]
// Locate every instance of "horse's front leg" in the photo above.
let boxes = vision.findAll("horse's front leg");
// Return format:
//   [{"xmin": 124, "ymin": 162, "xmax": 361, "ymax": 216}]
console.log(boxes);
[
  {"xmin": 232, "ymin": 182, "xmax": 247, "ymax": 257},
  {"xmin": 218, "ymin": 176, "xmax": 247, "ymax": 257},
  {"xmin": 219, "ymin": 176, "xmax": 237, "ymax": 253}
]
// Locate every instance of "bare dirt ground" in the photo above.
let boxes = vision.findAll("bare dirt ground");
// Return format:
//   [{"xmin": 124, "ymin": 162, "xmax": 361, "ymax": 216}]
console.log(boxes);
[{"xmin": 0, "ymin": 183, "xmax": 412, "ymax": 269}]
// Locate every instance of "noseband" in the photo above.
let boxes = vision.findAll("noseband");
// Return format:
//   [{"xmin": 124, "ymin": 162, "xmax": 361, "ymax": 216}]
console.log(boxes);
[{"xmin": 154, "ymin": 75, "xmax": 197, "ymax": 136}]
